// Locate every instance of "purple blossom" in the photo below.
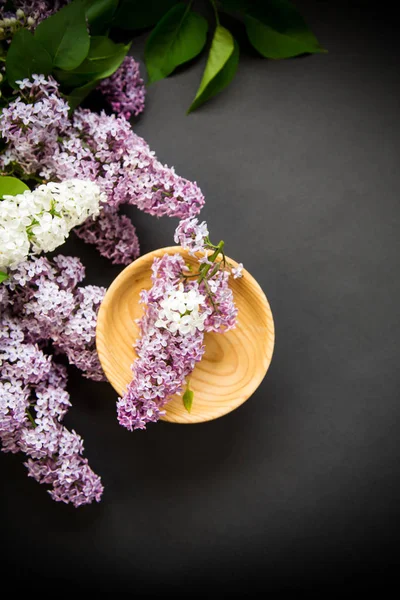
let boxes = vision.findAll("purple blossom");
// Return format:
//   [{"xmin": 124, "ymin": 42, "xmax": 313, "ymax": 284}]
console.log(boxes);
[
  {"xmin": 3, "ymin": 255, "xmax": 106, "ymax": 380},
  {"xmin": 98, "ymin": 56, "xmax": 146, "ymax": 120},
  {"xmin": 117, "ymin": 254, "xmax": 206, "ymax": 430},
  {"xmin": 52, "ymin": 285, "xmax": 106, "ymax": 381},
  {"xmin": 75, "ymin": 207, "xmax": 140, "ymax": 265},
  {"xmin": 174, "ymin": 217, "xmax": 209, "ymax": 255},
  {"xmin": 0, "ymin": 313, "xmax": 103, "ymax": 507},
  {"xmin": 53, "ymin": 108, "xmax": 205, "ymax": 218},
  {"xmin": 231, "ymin": 263, "xmax": 243, "ymax": 279},
  {"xmin": 0, "ymin": 76, "xmax": 205, "ymax": 264},
  {"xmin": 118, "ymin": 217, "xmax": 241, "ymax": 430},
  {"xmin": 0, "ymin": 75, "xmax": 69, "ymax": 174}
]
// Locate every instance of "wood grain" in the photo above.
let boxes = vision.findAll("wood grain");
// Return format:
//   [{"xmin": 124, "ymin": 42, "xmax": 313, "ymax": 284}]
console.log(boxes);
[{"xmin": 96, "ymin": 246, "xmax": 275, "ymax": 424}]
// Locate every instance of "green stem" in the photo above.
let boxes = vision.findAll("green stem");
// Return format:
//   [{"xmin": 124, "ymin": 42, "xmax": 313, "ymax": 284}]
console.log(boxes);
[
  {"xmin": 26, "ymin": 409, "xmax": 37, "ymax": 428},
  {"xmin": 198, "ymin": 240, "xmax": 224, "ymax": 283},
  {"xmin": 210, "ymin": 0, "xmax": 220, "ymax": 25}
]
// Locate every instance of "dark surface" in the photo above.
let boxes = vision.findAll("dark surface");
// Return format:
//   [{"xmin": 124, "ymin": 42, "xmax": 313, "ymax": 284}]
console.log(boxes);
[{"xmin": 2, "ymin": 1, "xmax": 400, "ymax": 592}]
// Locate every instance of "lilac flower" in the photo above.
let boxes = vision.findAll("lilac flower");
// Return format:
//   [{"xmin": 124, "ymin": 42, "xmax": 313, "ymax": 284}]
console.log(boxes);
[
  {"xmin": 98, "ymin": 56, "xmax": 146, "ymax": 120},
  {"xmin": 203, "ymin": 269, "xmax": 238, "ymax": 332},
  {"xmin": 53, "ymin": 285, "xmax": 106, "ymax": 381},
  {"xmin": 0, "ymin": 76, "xmax": 205, "ymax": 264},
  {"xmin": 117, "ymin": 255, "xmax": 209, "ymax": 430},
  {"xmin": 0, "ymin": 178, "xmax": 103, "ymax": 270},
  {"xmin": 174, "ymin": 217, "xmax": 209, "ymax": 255},
  {"xmin": 118, "ymin": 216, "xmax": 242, "ymax": 429},
  {"xmin": 3, "ymin": 255, "xmax": 106, "ymax": 381},
  {"xmin": 0, "ymin": 75, "xmax": 69, "ymax": 174},
  {"xmin": 75, "ymin": 208, "xmax": 140, "ymax": 265},
  {"xmin": 231, "ymin": 263, "xmax": 243, "ymax": 279},
  {"xmin": 0, "ymin": 259, "xmax": 104, "ymax": 507},
  {"xmin": 54, "ymin": 108, "xmax": 205, "ymax": 218}
]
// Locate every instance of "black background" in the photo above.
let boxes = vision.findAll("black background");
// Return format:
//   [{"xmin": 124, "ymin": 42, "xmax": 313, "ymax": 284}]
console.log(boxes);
[{"xmin": 2, "ymin": 1, "xmax": 400, "ymax": 592}]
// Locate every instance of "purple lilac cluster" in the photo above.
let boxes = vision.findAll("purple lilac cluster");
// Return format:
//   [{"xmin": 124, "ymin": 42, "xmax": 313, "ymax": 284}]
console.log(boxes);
[
  {"xmin": 0, "ymin": 75, "xmax": 69, "ymax": 174},
  {"xmin": 118, "ymin": 218, "xmax": 241, "ymax": 430},
  {"xmin": 175, "ymin": 217, "xmax": 240, "ymax": 332},
  {"xmin": 3, "ymin": 254, "xmax": 106, "ymax": 381},
  {"xmin": 74, "ymin": 208, "xmax": 140, "ymax": 266},
  {"xmin": 0, "ymin": 76, "xmax": 204, "ymax": 264},
  {"xmin": 0, "ymin": 314, "xmax": 103, "ymax": 507},
  {"xmin": 117, "ymin": 254, "xmax": 207, "ymax": 430},
  {"xmin": 55, "ymin": 108, "xmax": 205, "ymax": 218},
  {"xmin": 98, "ymin": 56, "xmax": 146, "ymax": 120}
]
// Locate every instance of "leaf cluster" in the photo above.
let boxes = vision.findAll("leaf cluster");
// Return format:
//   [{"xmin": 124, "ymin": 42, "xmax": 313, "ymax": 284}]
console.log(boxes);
[{"xmin": 1, "ymin": 0, "xmax": 325, "ymax": 113}]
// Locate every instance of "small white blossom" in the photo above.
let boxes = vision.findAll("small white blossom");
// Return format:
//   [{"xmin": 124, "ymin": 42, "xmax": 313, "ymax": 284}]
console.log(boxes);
[
  {"xmin": 154, "ymin": 283, "xmax": 207, "ymax": 336},
  {"xmin": 0, "ymin": 220, "xmax": 30, "ymax": 269},
  {"xmin": 231, "ymin": 263, "xmax": 243, "ymax": 279}
]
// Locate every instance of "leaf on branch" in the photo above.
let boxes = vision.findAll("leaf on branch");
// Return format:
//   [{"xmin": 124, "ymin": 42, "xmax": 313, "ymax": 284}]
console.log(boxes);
[
  {"xmin": 245, "ymin": 0, "xmax": 326, "ymax": 59},
  {"xmin": 6, "ymin": 29, "xmax": 52, "ymax": 88},
  {"xmin": 113, "ymin": 0, "xmax": 177, "ymax": 31},
  {"xmin": 0, "ymin": 176, "xmax": 30, "ymax": 198},
  {"xmin": 0, "ymin": 272, "xmax": 8, "ymax": 284},
  {"xmin": 83, "ymin": 0, "xmax": 119, "ymax": 35},
  {"xmin": 35, "ymin": 0, "xmax": 90, "ymax": 70},
  {"xmin": 145, "ymin": 3, "xmax": 208, "ymax": 84},
  {"xmin": 188, "ymin": 26, "xmax": 239, "ymax": 114},
  {"xmin": 55, "ymin": 36, "xmax": 130, "ymax": 88}
]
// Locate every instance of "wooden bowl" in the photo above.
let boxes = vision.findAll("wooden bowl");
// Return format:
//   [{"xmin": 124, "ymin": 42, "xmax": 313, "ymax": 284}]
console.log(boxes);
[{"xmin": 96, "ymin": 247, "xmax": 275, "ymax": 424}]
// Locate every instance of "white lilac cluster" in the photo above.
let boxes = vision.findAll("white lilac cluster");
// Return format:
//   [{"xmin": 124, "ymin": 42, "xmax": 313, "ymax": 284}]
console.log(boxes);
[
  {"xmin": 0, "ymin": 179, "xmax": 103, "ymax": 270},
  {"xmin": 155, "ymin": 284, "xmax": 208, "ymax": 335}
]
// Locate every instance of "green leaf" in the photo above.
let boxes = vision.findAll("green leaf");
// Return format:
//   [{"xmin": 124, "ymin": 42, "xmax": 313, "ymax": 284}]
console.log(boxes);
[
  {"xmin": 114, "ymin": 0, "xmax": 177, "ymax": 30},
  {"xmin": 5, "ymin": 29, "xmax": 53, "ymax": 89},
  {"xmin": 84, "ymin": 0, "xmax": 118, "ymax": 22},
  {"xmin": 218, "ymin": 0, "xmax": 250, "ymax": 13},
  {"xmin": 65, "ymin": 80, "xmax": 99, "ymax": 111},
  {"xmin": 245, "ymin": 0, "xmax": 326, "ymax": 59},
  {"xmin": 55, "ymin": 36, "xmax": 129, "ymax": 88},
  {"xmin": 0, "ymin": 176, "xmax": 30, "ymax": 198},
  {"xmin": 145, "ymin": 3, "xmax": 208, "ymax": 84},
  {"xmin": 83, "ymin": 0, "xmax": 119, "ymax": 34},
  {"xmin": 35, "ymin": 0, "xmax": 90, "ymax": 70},
  {"xmin": 183, "ymin": 384, "xmax": 194, "ymax": 413},
  {"xmin": 188, "ymin": 26, "xmax": 239, "ymax": 114},
  {"xmin": 0, "ymin": 272, "xmax": 8, "ymax": 284}
]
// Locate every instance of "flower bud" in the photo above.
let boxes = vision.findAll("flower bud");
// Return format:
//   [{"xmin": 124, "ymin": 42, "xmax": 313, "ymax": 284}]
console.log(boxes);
[{"xmin": 16, "ymin": 9, "xmax": 25, "ymax": 19}]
